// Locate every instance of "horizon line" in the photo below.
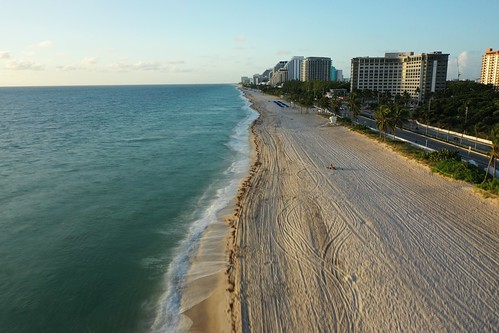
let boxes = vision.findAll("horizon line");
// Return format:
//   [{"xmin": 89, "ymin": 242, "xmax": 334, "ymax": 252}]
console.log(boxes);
[{"xmin": 0, "ymin": 82, "xmax": 238, "ymax": 89}]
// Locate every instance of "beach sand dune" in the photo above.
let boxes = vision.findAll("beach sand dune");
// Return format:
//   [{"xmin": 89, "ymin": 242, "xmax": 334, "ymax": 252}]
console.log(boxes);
[{"xmin": 228, "ymin": 89, "xmax": 499, "ymax": 332}]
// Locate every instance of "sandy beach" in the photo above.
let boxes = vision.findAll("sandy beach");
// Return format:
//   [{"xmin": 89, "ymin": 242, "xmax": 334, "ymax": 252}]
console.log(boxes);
[{"xmin": 186, "ymin": 88, "xmax": 499, "ymax": 332}]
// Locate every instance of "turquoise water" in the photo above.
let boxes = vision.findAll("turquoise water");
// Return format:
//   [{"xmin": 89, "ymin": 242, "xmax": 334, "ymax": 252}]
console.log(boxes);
[{"xmin": 0, "ymin": 84, "xmax": 257, "ymax": 333}]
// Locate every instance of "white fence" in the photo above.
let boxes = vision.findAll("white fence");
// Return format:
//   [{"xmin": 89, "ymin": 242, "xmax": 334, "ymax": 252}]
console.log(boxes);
[{"xmin": 415, "ymin": 121, "xmax": 492, "ymax": 145}]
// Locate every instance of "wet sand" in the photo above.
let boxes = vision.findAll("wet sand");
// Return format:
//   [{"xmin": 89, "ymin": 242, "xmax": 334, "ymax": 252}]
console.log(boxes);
[{"xmin": 186, "ymin": 88, "xmax": 499, "ymax": 332}]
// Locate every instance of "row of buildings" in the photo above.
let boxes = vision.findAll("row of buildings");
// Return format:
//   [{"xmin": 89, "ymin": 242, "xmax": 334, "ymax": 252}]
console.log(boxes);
[
  {"xmin": 242, "ymin": 48, "xmax": 499, "ymax": 103},
  {"xmin": 241, "ymin": 56, "xmax": 343, "ymax": 87}
]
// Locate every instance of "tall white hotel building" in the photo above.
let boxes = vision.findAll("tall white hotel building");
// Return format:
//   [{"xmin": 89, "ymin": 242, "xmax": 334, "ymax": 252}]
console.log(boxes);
[
  {"xmin": 350, "ymin": 51, "xmax": 449, "ymax": 102},
  {"xmin": 283, "ymin": 56, "xmax": 304, "ymax": 81},
  {"xmin": 480, "ymin": 48, "xmax": 499, "ymax": 89}
]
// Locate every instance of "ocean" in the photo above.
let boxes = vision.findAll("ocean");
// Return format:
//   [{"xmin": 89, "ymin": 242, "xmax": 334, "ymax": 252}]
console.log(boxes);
[{"xmin": 0, "ymin": 84, "xmax": 258, "ymax": 333}]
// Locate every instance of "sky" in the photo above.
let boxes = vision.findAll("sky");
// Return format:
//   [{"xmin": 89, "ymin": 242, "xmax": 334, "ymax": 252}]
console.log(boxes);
[{"xmin": 0, "ymin": 0, "xmax": 498, "ymax": 86}]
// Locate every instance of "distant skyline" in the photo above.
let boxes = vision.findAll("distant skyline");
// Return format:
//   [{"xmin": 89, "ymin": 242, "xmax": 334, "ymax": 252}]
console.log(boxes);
[{"xmin": 1, "ymin": 0, "xmax": 498, "ymax": 86}]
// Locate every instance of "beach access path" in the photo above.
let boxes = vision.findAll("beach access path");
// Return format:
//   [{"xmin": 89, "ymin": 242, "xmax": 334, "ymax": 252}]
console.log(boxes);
[{"xmin": 230, "ymin": 88, "xmax": 499, "ymax": 332}]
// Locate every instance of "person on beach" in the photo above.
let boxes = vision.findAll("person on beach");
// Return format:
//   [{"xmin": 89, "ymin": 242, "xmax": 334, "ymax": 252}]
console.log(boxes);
[{"xmin": 328, "ymin": 163, "xmax": 335, "ymax": 170}]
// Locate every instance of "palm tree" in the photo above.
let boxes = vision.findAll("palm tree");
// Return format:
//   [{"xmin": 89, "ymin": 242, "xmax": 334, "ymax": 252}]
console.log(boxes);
[
  {"xmin": 390, "ymin": 103, "xmax": 409, "ymax": 138},
  {"xmin": 374, "ymin": 104, "xmax": 391, "ymax": 140},
  {"xmin": 361, "ymin": 89, "xmax": 373, "ymax": 104},
  {"xmin": 482, "ymin": 124, "xmax": 499, "ymax": 183},
  {"xmin": 331, "ymin": 97, "xmax": 341, "ymax": 115},
  {"xmin": 301, "ymin": 95, "xmax": 314, "ymax": 114},
  {"xmin": 348, "ymin": 91, "xmax": 361, "ymax": 121},
  {"xmin": 317, "ymin": 96, "xmax": 330, "ymax": 112},
  {"xmin": 402, "ymin": 91, "xmax": 411, "ymax": 108}
]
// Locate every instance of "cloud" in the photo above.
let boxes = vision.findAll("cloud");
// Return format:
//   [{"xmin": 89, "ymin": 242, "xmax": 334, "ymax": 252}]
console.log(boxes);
[
  {"xmin": 235, "ymin": 35, "xmax": 246, "ymax": 42},
  {"xmin": 133, "ymin": 61, "xmax": 164, "ymax": 71},
  {"xmin": 82, "ymin": 56, "xmax": 98, "ymax": 65},
  {"xmin": 167, "ymin": 60, "xmax": 185, "ymax": 65},
  {"xmin": 56, "ymin": 65, "xmax": 80, "ymax": 71},
  {"xmin": 104, "ymin": 60, "xmax": 186, "ymax": 72},
  {"xmin": 38, "ymin": 40, "xmax": 53, "ymax": 48},
  {"xmin": 457, "ymin": 51, "xmax": 469, "ymax": 69},
  {"xmin": 5, "ymin": 60, "xmax": 44, "ymax": 71},
  {"xmin": 105, "ymin": 61, "xmax": 132, "ymax": 72},
  {"xmin": 448, "ymin": 51, "xmax": 482, "ymax": 80},
  {"xmin": 0, "ymin": 51, "xmax": 10, "ymax": 59}
]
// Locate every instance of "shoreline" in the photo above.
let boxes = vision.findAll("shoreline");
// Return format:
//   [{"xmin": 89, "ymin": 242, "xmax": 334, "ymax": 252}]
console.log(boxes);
[{"xmin": 179, "ymin": 88, "xmax": 260, "ymax": 333}]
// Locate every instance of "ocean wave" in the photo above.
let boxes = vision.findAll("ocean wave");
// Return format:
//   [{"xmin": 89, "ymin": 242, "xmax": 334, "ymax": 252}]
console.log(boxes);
[
  {"xmin": 150, "ymin": 90, "xmax": 257, "ymax": 333},
  {"xmin": 123, "ymin": 136, "xmax": 169, "ymax": 143}
]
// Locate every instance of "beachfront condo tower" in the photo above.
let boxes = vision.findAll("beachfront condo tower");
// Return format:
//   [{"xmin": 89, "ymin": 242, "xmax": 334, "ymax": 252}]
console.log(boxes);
[
  {"xmin": 480, "ymin": 48, "xmax": 499, "ymax": 90},
  {"xmin": 284, "ymin": 56, "xmax": 305, "ymax": 81},
  {"xmin": 301, "ymin": 57, "xmax": 332, "ymax": 82},
  {"xmin": 269, "ymin": 68, "xmax": 289, "ymax": 86},
  {"xmin": 350, "ymin": 51, "xmax": 449, "ymax": 103}
]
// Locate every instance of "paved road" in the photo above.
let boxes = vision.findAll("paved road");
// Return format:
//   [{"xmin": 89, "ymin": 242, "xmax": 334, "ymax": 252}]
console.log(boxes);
[
  {"xmin": 407, "ymin": 121, "xmax": 491, "ymax": 152},
  {"xmin": 356, "ymin": 115, "xmax": 491, "ymax": 170}
]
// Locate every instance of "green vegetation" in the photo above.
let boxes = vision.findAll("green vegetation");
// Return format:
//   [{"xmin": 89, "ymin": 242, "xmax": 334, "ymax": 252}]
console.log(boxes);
[
  {"xmin": 482, "ymin": 124, "xmax": 499, "ymax": 184},
  {"xmin": 477, "ymin": 179, "xmax": 499, "ymax": 196},
  {"xmin": 374, "ymin": 105, "xmax": 391, "ymax": 140},
  {"xmin": 246, "ymin": 80, "xmax": 349, "ymax": 109},
  {"xmin": 413, "ymin": 80, "xmax": 499, "ymax": 139},
  {"xmin": 260, "ymin": 81, "xmax": 350, "ymax": 104},
  {"xmin": 416, "ymin": 149, "xmax": 461, "ymax": 163},
  {"xmin": 372, "ymin": 101, "xmax": 409, "ymax": 141},
  {"xmin": 431, "ymin": 160, "xmax": 485, "ymax": 183}
]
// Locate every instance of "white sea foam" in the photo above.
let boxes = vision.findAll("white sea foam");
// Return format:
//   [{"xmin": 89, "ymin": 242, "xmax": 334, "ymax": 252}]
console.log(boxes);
[{"xmin": 150, "ymin": 89, "xmax": 258, "ymax": 333}]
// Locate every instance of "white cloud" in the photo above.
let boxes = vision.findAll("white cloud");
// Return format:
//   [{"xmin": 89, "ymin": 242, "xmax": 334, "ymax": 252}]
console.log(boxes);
[
  {"xmin": 5, "ymin": 60, "xmax": 44, "ymax": 71},
  {"xmin": 0, "ymin": 51, "xmax": 10, "ymax": 59},
  {"xmin": 56, "ymin": 65, "xmax": 80, "ymax": 71},
  {"xmin": 133, "ymin": 61, "xmax": 165, "ymax": 71},
  {"xmin": 448, "ymin": 51, "xmax": 482, "ymax": 81},
  {"xmin": 235, "ymin": 35, "xmax": 246, "ymax": 42},
  {"xmin": 38, "ymin": 40, "xmax": 53, "ymax": 48},
  {"xmin": 82, "ymin": 56, "xmax": 98, "ymax": 65},
  {"xmin": 457, "ymin": 51, "xmax": 468, "ymax": 70},
  {"xmin": 103, "ymin": 60, "xmax": 185, "ymax": 72},
  {"xmin": 105, "ymin": 61, "xmax": 132, "ymax": 72}
]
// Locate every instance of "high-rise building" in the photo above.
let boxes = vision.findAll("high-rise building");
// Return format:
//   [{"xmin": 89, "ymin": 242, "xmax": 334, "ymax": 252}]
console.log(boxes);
[
  {"xmin": 269, "ymin": 69, "xmax": 288, "ymax": 86},
  {"xmin": 351, "ymin": 51, "xmax": 449, "ymax": 102},
  {"xmin": 480, "ymin": 48, "xmax": 499, "ymax": 89},
  {"xmin": 252, "ymin": 74, "xmax": 262, "ymax": 85},
  {"xmin": 241, "ymin": 76, "xmax": 250, "ymax": 85},
  {"xmin": 273, "ymin": 61, "xmax": 288, "ymax": 73},
  {"xmin": 330, "ymin": 66, "xmax": 337, "ymax": 81},
  {"xmin": 336, "ymin": 69, "xmax": 343, "ymax": 82},
  {"xmin": 283, "ymin": 56, "xmax": 304, "ymax": 81},
  {"xmin": 301, "ymin": 57, "xmax": 332, "ymax": 81},
  {"xmin": 261, "ymin": 69, "xmax": 273, "ymax": 83}
]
